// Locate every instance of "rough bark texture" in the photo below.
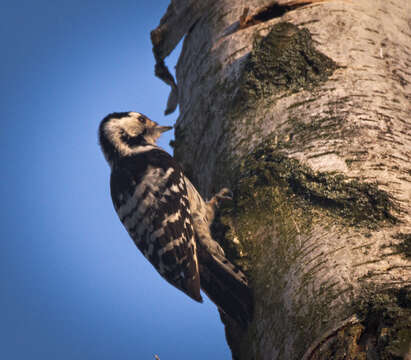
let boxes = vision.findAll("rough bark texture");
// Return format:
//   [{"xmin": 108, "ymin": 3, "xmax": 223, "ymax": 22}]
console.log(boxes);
[{"xmin": 151, "ymin": 0, "xmax": 411, "ymax": 359}]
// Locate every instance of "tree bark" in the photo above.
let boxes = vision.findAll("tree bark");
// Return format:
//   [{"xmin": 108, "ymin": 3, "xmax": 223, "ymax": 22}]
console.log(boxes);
[{"xmin": 151, "ymin": 0, "xmax": 411, "ymax": 359}]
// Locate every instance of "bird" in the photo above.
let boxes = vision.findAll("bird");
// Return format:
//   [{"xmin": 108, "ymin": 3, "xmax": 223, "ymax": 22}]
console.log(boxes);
[{"xmin": 98, "ymin": 111, "xmax": 252, "ymax": 325}]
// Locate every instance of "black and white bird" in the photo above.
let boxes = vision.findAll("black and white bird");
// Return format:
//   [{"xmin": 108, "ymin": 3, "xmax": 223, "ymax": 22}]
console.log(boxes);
[{"xmin": 99, "ymin": 112, "xmax": 252, "ymax": 325}]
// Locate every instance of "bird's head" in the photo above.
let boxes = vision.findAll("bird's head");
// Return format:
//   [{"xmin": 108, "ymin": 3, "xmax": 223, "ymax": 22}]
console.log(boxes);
[{"xmin": 99, "ymin": 112, "xmax": 172, "ymax": 165}]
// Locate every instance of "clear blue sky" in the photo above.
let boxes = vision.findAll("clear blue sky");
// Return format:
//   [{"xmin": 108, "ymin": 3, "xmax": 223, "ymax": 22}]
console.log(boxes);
[{"xmin": 0, "ymin": 1, "xmax": 230, "ymax": 359}]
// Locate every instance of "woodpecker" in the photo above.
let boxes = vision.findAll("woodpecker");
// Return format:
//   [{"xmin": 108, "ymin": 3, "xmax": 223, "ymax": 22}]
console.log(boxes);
[{"xmin": 99, "ymin": 111, "xmax": 252, "ymax": 325}]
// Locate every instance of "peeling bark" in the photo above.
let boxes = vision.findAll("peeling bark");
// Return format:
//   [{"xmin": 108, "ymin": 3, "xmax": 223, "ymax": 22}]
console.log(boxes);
[{"xmin": 151, "ymin": 0, "xmax": 411, "ymax": 359}]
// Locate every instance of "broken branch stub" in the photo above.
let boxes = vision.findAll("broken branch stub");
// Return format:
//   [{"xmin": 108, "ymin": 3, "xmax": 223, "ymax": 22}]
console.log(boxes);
[{"xmin": 151, "ymin": 0, "xmax": 218, "ymax": 114}]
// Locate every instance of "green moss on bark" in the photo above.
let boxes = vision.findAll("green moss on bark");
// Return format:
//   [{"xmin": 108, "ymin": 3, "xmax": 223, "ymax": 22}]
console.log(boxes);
[
  {"xmin": 212, "ymin": 141, "xmax": 401, "ymax": 360},
  {"xmin": 392, "ymin": 233, "xmax": 411, "ymax": 259},
  {"xmin": 227, "ymin": 142, "xmax": 398, "ymax": 229},
  {"xmin": 232, "ymin": 21, "xmax": 338, "ymax": 115},
  {"xmin": 215, "ymin": 140, "xmax": 398, "ymax": 288},
  {"xmin": 307, "ymin": 286, "xmax": 411, "ymax": 360},
  {"xmin": 348, "ymin": 286, "xmax": 411, "ymax": 360}
]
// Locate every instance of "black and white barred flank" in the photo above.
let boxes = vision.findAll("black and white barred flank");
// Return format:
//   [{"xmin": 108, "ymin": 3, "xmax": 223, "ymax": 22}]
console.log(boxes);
[{"xmin": 99, "ymin": 112, "xmax": 252, "ymax": 325}]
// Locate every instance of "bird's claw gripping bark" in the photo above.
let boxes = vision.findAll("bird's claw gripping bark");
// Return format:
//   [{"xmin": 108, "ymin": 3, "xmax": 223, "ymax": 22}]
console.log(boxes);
[{"xmin": 210, "ymin": 188, "xmax": 233, "ymax": 207}]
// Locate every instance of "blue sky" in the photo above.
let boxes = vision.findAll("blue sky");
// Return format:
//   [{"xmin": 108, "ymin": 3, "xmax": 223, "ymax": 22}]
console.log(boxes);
[{"xmin": 0, "ymin": 1, "xmax": 230, "ymax": 359}]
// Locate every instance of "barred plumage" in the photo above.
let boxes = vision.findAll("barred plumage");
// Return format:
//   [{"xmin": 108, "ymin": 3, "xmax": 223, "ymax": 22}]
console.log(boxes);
[{"xmin": 99, "ymin": 112, "xmax": 252, "ymax": 325}]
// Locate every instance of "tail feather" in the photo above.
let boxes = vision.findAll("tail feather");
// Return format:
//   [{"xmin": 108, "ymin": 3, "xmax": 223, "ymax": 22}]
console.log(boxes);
[{"xmin": 198, "ymin": 247, "xmax": 253, "ymax": 327}]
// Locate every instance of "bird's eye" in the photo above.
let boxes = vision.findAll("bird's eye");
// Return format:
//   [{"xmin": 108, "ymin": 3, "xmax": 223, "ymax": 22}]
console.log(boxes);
[{"xmin": 138, "ymin": 117, "xmax": 146, "ymax": 124}]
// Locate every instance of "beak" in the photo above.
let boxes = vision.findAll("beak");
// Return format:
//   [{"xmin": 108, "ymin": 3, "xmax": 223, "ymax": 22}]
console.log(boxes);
[{"xmin": 157, "ymin": 125, "xmax": 173, "ymax": 133}]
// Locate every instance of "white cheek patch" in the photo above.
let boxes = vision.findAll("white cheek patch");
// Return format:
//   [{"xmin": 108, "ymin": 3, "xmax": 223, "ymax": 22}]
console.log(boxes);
[
  {"xmin": 120, "ymin": 117, "xmax": 142, "ymax": 136},
  {"xmin": 145, "ymin": 129, "xmax": 162, "ymax": 144},
  {"xmin": 104, "ymin": 117, "xmax": 146, "ymax": 156}
]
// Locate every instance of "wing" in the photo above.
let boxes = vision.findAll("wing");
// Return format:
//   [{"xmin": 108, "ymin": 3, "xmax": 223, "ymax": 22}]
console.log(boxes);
[{"xmin": 110, "ymin": 152, "xmax": 202, "ymax": 302}]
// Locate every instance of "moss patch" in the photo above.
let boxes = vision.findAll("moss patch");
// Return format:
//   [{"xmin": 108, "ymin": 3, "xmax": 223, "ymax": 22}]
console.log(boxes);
[
  {"xmin": 213, "ymin": 141, "xmax": 401, "ymax": 359},
  {"xmin": 392, "ymin": 233, "xmax": 411, "ymax": 259},
  {"xmin": 298, "ymin": 286, "xmax": 411, "ymax": 359},
  {"xmin": 232, "ymin": 21, "xmax": 338, "ymax": 114},
  {"xmin": 230, "ymin": 141, "xmax": 398, "ymax": 230},
  {"xmin": 212, "ymin": 145, "xmax": 316, "ymax": 359},
  {"xmin": 351, "ymin": 286, "xmax": 411, "ymax": 360},
  {"xmin": 212, "ymin": 139, "xmax": 400, "ymax": 359}
]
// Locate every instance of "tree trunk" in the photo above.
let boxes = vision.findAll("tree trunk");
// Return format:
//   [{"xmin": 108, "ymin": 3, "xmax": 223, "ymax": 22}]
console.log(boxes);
[{"xmin": 151, "ymin": 0, "xmax": 411, "ymax": 359}]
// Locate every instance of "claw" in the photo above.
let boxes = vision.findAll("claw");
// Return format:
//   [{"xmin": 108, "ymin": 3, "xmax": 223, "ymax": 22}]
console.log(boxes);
[
  {"xmin": 211, "ymin": 188, "xmax": 233, "ymax": 208},
  {"xmin": 217, "ymin": 188, "xmax": 233, "ymax": 199}
]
